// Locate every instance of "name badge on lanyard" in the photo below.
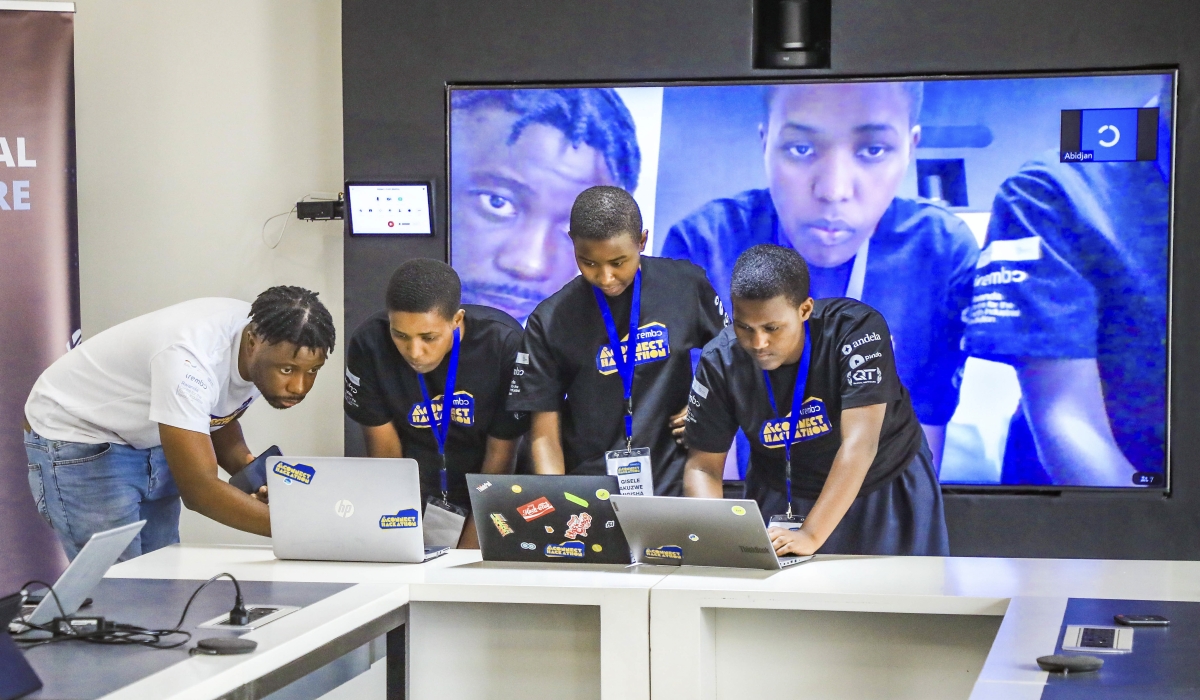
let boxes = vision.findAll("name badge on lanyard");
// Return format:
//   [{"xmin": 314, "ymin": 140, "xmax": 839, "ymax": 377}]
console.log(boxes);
[
  {"xmin": 595, "ymin": 270, "xmax": 655, "ymax": 497},
  {"xmin": 418, "ymin": 327, "xmax": 467, "ymax": 547}
]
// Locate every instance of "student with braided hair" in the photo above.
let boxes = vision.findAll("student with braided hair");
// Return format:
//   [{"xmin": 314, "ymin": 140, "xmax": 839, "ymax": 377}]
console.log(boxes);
[{"xmin": 23, "ymin": 287, "xmax": 335, "ymax": 560}]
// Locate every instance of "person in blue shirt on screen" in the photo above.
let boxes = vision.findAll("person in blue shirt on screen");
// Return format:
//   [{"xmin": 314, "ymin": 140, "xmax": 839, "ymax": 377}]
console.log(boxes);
[
  {"xmin": 661, "ymin": 82, "xmax": 979, "ymax": 469},
  {"xmin": 450, "ymin": 89, "xmax": 641, "ymax": 324},
  {"xmin": 962, "ymin": 84, "xmax": 1171, "ymax": 487}
]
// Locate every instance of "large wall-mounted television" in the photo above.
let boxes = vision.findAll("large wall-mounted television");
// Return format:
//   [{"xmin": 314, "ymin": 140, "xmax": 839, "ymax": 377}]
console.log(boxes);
[{"xmin": 447, "ymin": 71, "xmax": 1175, "ymax": 492}]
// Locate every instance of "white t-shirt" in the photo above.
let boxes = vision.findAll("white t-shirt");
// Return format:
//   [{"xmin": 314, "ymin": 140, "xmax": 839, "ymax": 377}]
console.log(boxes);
[{"xmin": 25, "ymin": 298, "xmax": 261, "ymax": 449}]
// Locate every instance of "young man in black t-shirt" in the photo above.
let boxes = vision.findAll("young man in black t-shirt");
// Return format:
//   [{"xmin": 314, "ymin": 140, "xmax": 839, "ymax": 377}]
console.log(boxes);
[
  {"xmin": 508, "ymin": 186, "xmax": 727, "ymax": 495},
  {"xmin": 344, "ymin": 259, "xmax": 529, "ymax": 547},
  {"xmin": 684, "ymin": 245, "xmax": 948, "ymax": 556}
]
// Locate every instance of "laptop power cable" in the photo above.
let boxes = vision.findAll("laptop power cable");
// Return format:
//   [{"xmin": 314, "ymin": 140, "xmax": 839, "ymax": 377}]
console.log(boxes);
[{"xmin": 11, "ymin": 573, "xmax": 260, "ymax": 654}]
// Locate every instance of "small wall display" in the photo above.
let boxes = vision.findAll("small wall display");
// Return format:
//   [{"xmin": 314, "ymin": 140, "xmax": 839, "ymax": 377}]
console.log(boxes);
[{"xmin": 346, "ymin": 181, "xmax": 434, "ymax": 235}]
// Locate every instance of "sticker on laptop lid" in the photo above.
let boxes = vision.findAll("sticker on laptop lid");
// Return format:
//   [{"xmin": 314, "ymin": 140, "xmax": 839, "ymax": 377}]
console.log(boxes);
[
  {"xmin": 731, "ymin": 505, "xmax": 746, "ymax": 516},
  {"xmin": 517, "ymin": 496, "xmax": 554, "ymax": 522},
  {"xmin": 545, "ymin": 541, "xmax": 585, "ymax": 558},
  {"xmin": 592, "ymin": 544, "xmax": 603, "ymax": 552},
  {"xmin": 511, "ymin": 484, "xmax": 523, "ymax": 494},
  {"xmin": 564, "ymin": 492, "xmax": 589, "ymax": 508},
  {"xmin": 273, "ymin": 461, "xmax": 315, "ymax": 485},
  {"xmin": 595, "ymin": 488, "xmax": 610, "ymax": 500},
  {"xmin": 644, "ymin": 545, "xmax": 683, "ymax": 561},
  {"xmin": 379, "ymin": 508, "xmax": 419, "ymax": 529},
  {"xmin": 489, "ymin": 512, "xmax": 514, "ymax": 536},
  {"xmin": 564, "ymin": 512, "xmax": 592, "ymax": 540}
]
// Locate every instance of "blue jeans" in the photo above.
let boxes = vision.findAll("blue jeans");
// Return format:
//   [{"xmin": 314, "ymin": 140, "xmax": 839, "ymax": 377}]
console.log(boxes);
[{"xmin": 24, "ymin": 429, "xmax": 181, "ymax": 561}]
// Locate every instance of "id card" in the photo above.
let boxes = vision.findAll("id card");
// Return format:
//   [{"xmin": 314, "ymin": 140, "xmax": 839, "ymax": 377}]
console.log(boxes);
[
  {"xmin": 605, "ymin": 447, "xmax": 654, "ymax": 496},
  {"xmin": 768, "ymin": 513, "xmax": 805, "ymax": 531},
  {"xmin": 423, "ymin": 497, "xmax": 467, "ymax": 548}
]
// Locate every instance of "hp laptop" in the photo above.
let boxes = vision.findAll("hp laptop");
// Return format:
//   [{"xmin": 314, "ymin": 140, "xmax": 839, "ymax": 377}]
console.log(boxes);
[
  {"xmin": 466, "ymin": 474, "xmax": 631, "ymax": 565},
  {"xmin": 23, "ymin": 520, "xmax": 145, "ymax": 627},
  {"xmin": 610, "ymin": 496, "xmax": 813, "ymax": 570},
  {"xmin": 268, "ymin": 456, "xmax": 449, "ymax": 563},
  {"xmin": 0, "ymin": 593, "xmax": 41, "ymax": 700}
]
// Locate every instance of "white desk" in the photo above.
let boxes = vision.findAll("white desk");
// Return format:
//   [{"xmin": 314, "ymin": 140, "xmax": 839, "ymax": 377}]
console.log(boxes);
[
  {"xmin": 98, "ymin": 545, "xmax": 480, "ymax": 700},
  {"xmin": 408, "ymin": 561, "xmax": 673, "ymax": 700},
  {"xmin": 647, "ymin": 556, "xmax": 1200, "ymax": 700}
]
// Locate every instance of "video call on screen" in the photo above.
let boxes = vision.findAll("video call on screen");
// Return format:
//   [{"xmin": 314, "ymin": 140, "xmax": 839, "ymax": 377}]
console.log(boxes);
[{"xmin": 447, "ymin": 72, "xmax": 1174, "ymax": 491}]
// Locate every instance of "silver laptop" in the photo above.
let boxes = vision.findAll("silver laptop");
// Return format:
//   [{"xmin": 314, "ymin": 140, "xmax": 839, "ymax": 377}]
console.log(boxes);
[
  {"xmin": 267, "ymin": 456, "xmax": 449, "ymax": 563},
  {"xmin": 610, "ymin": 496, "xmax": 813, "ymax": 570},
  {"xmin": 24, "ymin": 521, "xmax": 145, "ymax": 626}
]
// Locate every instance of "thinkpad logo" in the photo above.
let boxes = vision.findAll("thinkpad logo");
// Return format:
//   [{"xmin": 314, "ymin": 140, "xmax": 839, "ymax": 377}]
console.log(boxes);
[{"xmin": 739, "ymin": 545, "xmax": 769, "ymax": 554}]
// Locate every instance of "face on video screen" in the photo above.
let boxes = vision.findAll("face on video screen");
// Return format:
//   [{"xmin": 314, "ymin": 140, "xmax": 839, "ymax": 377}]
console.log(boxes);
[
  {"xmin": 450, "ymin": 91, "xmax": 637, "ymax": 323},
  {"xmin": 763, "ymin": 83, "xmax": 919, "ymax": 268},
  {"xmin": 450, "ymin": 73, "xmax": 1174, "ymax": 490}
]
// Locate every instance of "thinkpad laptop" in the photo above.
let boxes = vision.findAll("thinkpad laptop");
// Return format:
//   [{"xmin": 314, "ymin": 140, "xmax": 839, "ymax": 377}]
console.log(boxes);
[
  {"xmin": 610, "ymin": 496, "xmax": 813, "ymax": 570},
  {"xmin": 466, "ymin": 474, "xmax": 631, "ymax": 565},
  {"xmin": 23, "ymin": 520, "xmax": 145, "ymax": 627},
  {"xmin": 268, "ymin": 456, "xmax": 449, "ymax": 563}
]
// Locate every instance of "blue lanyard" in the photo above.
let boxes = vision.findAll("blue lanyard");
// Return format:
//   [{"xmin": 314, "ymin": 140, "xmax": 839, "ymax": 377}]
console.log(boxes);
[
  {"xmin": 762, "ymin": 322, "xmax": 811, "ymax": 517},
  {"xmin": 592, "ymin": 269, "xmax": 642, "ymax": 450},
  {"xmin": 417, "ymin": 327, "xmax": 460, "ymax": 499}
]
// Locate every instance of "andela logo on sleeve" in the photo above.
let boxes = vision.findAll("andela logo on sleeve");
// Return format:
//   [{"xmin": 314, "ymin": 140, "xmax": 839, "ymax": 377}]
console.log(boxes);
[
  {"xmin": 409, "ymin": 391, "xmax": 476, "ymax": 428},
  {"xmin": 595, "ymin": 322, "xmax": 671, "ymax": 375},
  {"xmin": 760, "ymin": 397, "xmax": 832, "ymax": 448}
]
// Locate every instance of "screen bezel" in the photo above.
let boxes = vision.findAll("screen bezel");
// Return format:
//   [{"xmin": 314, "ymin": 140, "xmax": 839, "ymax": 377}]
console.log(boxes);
[
  {"xmin": 445, "ymin": 68, "xmax": 1178, "ymax": 494},
  {"xmin": 345, "ymin": 180, "xmax": 435, "ymax": 236}
]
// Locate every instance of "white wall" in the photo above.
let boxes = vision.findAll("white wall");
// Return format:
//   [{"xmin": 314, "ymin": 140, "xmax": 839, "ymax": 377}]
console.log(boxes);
[{"xmin": 73, "ymin": 0, "xmax": 344, "ymax": 545}]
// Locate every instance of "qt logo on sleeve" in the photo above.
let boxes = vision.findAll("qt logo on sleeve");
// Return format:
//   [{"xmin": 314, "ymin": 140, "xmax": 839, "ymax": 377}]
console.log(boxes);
[
  {"xmin": 409, "ymin": 391, "xmax": 475, "ymax": 428},
  {"xmin": 273, "ymin": 461, "xmax": 316, "ymax": 484},
  {"xmin": 596, "ymin": 322, "xmax": 671, "ymax": 375},
  {"xmin": 379, "ymin": 508, "xmax": 419, "ymax": 529},
  {"xmin": 544, "ymin": 541, "xmax": 585, "ymax": 558},
  {"xmin": 760, "ymin": 398, "xmax": 831, "ymax": 448}
]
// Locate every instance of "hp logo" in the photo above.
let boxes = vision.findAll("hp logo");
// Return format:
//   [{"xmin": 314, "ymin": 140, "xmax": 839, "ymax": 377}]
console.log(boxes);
[{"xmin": 334, "ymin": 500, "xmax": 355, "ymax": 518}]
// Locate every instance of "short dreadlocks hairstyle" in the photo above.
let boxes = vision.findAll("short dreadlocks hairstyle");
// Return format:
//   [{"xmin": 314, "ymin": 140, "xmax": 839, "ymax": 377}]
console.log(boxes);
[
  {"xmin": 450, "ymin": 87, "xmax": 641, "ymax": 192},
  {"xmin": 385, "ymin": 259, "xmax": 462, "ymax": 320},
  {"xmin": 731, "ymin": 245, "xmax": 811, "ymax": 307},
  {"xmin": 249, "ymin": 286, "xmax": 336, "ymax": 354},
  {"xmin": 569, "ymin": 186, "xmax": 643, "ymax": 242}
]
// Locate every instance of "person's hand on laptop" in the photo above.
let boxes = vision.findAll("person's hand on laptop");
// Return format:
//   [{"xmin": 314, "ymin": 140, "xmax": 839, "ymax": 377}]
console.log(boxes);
[
  {"xmin": 768, "ymin": 526, "xmax": 819, "ymax": 557},
  {"xmin": 253, "ymin": 485, "xmax": 269, "ymax": 505}
]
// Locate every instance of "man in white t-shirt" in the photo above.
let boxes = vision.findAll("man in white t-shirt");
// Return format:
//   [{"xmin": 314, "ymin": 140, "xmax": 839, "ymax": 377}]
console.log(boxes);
[{"xmin": 22, "ymin": 286, "xmax": 336, "ymax": 560}]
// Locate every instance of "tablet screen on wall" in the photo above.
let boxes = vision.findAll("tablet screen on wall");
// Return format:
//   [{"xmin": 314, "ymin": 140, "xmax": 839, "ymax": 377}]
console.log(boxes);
[{"xmin": 346, "ymin": 182, "xmax": 433, "ymax": 235}]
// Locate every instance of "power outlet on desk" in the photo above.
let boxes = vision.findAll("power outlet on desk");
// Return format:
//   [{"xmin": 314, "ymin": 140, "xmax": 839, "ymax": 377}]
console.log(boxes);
[{"xmin": 197, "ymin": 604, "xmax": 299, "ymax": 631}]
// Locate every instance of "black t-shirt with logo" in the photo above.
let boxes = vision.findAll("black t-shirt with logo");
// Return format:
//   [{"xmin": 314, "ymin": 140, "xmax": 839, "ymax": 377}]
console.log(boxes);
[
  {"xmin": 344, "ymin": 305, "xmax": 530, "ymax": 508},
  {"xmin": 507, "ymin": 256, "xmax": 728, "ymax": 495},
  {"xmin": 686, "ymin": 297, "xmax": 922, "ymax": 500}
]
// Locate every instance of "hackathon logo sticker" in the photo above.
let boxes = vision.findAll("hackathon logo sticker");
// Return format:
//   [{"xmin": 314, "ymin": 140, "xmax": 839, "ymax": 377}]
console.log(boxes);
[
  {"xmin": 760, "ymin": 397, "xmax": 831, "ymax": 448},
  {"xmin": 273, "ymin": 461, "xmax": 316, "ymax": 485},
  {"xmin": 379, "ymin": 508, "xmax": 419, "ymax": 529},
  {"xmin": 644, "ymin": 545, "xmax": 683, "ymax": 561},
  {"xmin": 409, "ymin": 391, "xmax": 476, "ymax": 428},
  {"xmin": 596, "ymin": 322, "xmax": 671, "ymax": 375},
  {"xmin": 545, "ymin": 541, "xmax": 585, "ymax": 559}
]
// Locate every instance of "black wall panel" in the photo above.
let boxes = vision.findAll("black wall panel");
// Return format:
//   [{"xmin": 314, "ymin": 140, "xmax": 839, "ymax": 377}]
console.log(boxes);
[{"xmin": 343, "ymin": 0, "xmax": 1200, "ymax": 559}]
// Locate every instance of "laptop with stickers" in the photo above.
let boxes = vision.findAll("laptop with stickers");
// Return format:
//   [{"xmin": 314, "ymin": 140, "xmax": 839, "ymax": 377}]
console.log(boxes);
[
  {"xmin": 267, "ymin": 456, "xmax": 449, "ymax": 563},
  {"xmin": 466, "ymin": 474, "xmax": 631, "ymax": 565},
  {"xmin": 610, "ymin": 496, "xmax": 813, "ymax": 570}
]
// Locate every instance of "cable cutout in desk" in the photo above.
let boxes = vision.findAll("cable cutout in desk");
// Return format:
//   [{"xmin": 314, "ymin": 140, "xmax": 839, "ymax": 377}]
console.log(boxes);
[{"xmin": 10, "ymin": 572, "xmax": 253, "ymax": 654}]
